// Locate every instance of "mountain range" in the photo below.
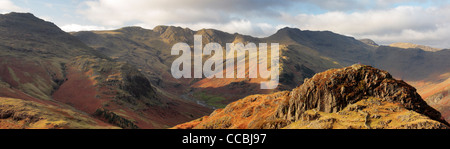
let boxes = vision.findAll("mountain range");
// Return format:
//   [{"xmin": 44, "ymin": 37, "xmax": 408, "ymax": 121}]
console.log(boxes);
[{"xmin": 0, "ymin": 12, "xmax": 448, "ymax": 129}]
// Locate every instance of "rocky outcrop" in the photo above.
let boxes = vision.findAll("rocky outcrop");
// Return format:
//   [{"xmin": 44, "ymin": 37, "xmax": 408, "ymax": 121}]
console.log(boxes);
[
  {"xmin": 174, "ymin": 65, "xmax": 449, "ymax": 129},
  {"xmin": 359, "ymin": 39, "xmax": 379, "ymax": 47},
  {"xmin": 52, "ymin": 55, "xmax": 162, "ymax": 128},
  {"xmin": 93, "ymin": 108, "xmax": 139, "ymax": 129},
  {"xmin": 282, "ymin": 96, "xmax": 448, "ymax": 129},
  {"xmin": 67, "ymin": 55, "xmax": 158, "ymax": 106},
  {"xmin": 120, "ymin": 64, "xmax": 157, "ymax": 101},
  {"xmin": 274, "ymin": 65, "xmax": 447, "ymax": 125},
  {"xmin": 153, "ymin": 25, "xmax": 194, "ymax": 43}
]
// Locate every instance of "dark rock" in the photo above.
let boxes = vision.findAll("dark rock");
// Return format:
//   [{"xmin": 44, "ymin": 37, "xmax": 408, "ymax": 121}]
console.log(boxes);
[{"xmin": 93, "ymin": 108, "xmax": 139, "ymax": 129}]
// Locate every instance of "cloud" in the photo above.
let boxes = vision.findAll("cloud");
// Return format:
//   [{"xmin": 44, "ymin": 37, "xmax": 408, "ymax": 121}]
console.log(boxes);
[
  {"xmin": 0, "ymin": 0, "xmax": 26, "ymax": 13},
  {"xmin": 298, "ymin": 0, "xmax": 444, "ymax": 11},
  {"xmin": 79, "ymin": 0, "xmax": 287, "ymax": 26},
  {"xmin": 60, "ymin": 24, "xmax": 115, "ymax": 32},
  {"xmin": 282, "ymin": 5, "xmax": 450, "ymax": 48},
  {"xmin": 362, "ymin": 25, "xmax": 450, "ymax": 48}
]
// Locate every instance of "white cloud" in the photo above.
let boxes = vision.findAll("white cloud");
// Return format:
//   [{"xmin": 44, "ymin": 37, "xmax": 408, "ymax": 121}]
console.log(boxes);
[
  {"xmin": 60, "ymin": 24, "xmax": 114, "ymax": 32},
  {"xmin": 362, "ymin": 25, "xmax": 450, "ymax": 48},
  {"xmin": 283, "ymin": 5, "xmax": 450, "ymax": 48},
  {"xmin": 0, "ymin": 0, "xmax": 26, "ymax": 13},
  {"xmin": 38, "ymin": 15, "xmax": 53, "ymax": 22},
  {"xmin": 79, "ymin": 0, "xmax": 285, "ymax": 26},
  {"xmin": 300, "ymin": 0, "xmax": 444, "ymax": 11}
]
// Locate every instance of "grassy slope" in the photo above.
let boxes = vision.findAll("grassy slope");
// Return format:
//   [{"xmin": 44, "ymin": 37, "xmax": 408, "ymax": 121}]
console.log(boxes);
[
  {"xmin": 408, "ymin": 74, "xmax": 450, "ymax": 122},
  {"xmin": 0, "ymin": 97, "xmax": 119, "ymax": 129},
  {"xmin": 0, "ymin": 13, "xmax": 211, "ymax": 129},
  {"xmin": 284, "ymin": 97, "xmax": 446, "ymax": 129}
]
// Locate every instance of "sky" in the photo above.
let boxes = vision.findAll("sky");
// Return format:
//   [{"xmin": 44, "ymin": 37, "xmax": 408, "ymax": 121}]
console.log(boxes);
[{"xmin": 1, "ymin": 0, "xmax": 450, "ymax": 48}]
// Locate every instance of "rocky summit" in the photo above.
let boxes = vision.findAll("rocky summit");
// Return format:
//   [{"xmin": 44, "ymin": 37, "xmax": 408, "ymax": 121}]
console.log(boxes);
[{"xmin": 174, "ymin": 65, "xmax": 449, "ymax": 129}]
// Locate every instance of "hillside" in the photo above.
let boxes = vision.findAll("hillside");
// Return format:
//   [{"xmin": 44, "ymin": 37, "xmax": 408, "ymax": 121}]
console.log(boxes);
[
  {"xmin": 73, "ymin": 26, "xmax": 450, "ymax": 112},
  {"xmin": 0, "ymin": 97, "xmax": 118, "ymax": 129},
  {"xmin": 0, "ymin": 13, "xmax": 210, "ymax": 129},
  {"xmin": 389, "ymin": 42, "xmax": 442, "ymax": 52},
  {"xmin": 0, "ymin": 12, "xmax": 103, "ymax": 58},
  {"xmin": 174, "ymin": 65, "xmax": 449, "ymax": 129},
  {"xmin": 408, "ymin": 73, "xmax": 450, "ymax": 122},
  {"xmin": 73, "ymin": 26, "xmax": 373, "ymax": 108}
]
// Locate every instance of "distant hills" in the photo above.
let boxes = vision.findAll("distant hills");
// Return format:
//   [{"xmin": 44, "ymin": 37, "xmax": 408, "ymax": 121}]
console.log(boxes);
[
  {"xmin": 72, "ymin": 23, "xmax": 450, "ymax": 122},
  {"xmin": 0, "ymin": 12, "xmax": 449, "ymax": 128},
  {"xmin": 389, "ymin": 42, "xmax": 442, "ymax": 52}
]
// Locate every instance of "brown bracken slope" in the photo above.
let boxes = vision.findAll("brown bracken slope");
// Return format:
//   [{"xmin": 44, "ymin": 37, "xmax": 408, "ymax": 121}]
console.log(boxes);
[{"xmin": 0, "ymin": 12, "xmax": 210, "ymax": 129}]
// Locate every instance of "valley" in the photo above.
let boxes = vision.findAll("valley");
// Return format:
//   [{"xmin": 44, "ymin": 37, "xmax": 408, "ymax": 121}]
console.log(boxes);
[{"xmin": 0, "ymin": 12, "xmax": 449, "ymax": 129}]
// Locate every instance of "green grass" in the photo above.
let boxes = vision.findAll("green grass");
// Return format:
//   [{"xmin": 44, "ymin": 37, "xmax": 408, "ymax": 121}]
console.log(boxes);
[
  {"xmin": 7, "ymin": 67, "xmax": 20, "ymax": 83},
  {"xmin": 193, "ymin": 91, "xmax": 227, "ymax": 108}
]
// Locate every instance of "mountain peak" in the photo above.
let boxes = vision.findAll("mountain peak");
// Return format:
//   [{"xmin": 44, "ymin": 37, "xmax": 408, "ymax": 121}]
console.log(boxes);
[
  {"xmin": 273, "ymin": 27, "xmax": 302, "ymax": 35},
  {"xmin": 0, "ymin": 12, "xmax": 54, "ymax": 29},
  {"xmin": 118, "ymin": 26, "xmax": 145, "ymax": 31},
  {"xmin": 0, "ymin": 12, "xmax": 100, "ymax": 58},
  {"xmin": 278, "ymin": 27, "xmax": 301, "ymax": 32},
  {"xmin": 1, "ymin": 12, "xmax": 36, "ymax": 18},
  {"xmin": 153, "ymin": 25, "xmax": 192, "ymax": 34},
  {"xmin": 152, "ymin": 25, "xmax": 194, "ymax": 43}
]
